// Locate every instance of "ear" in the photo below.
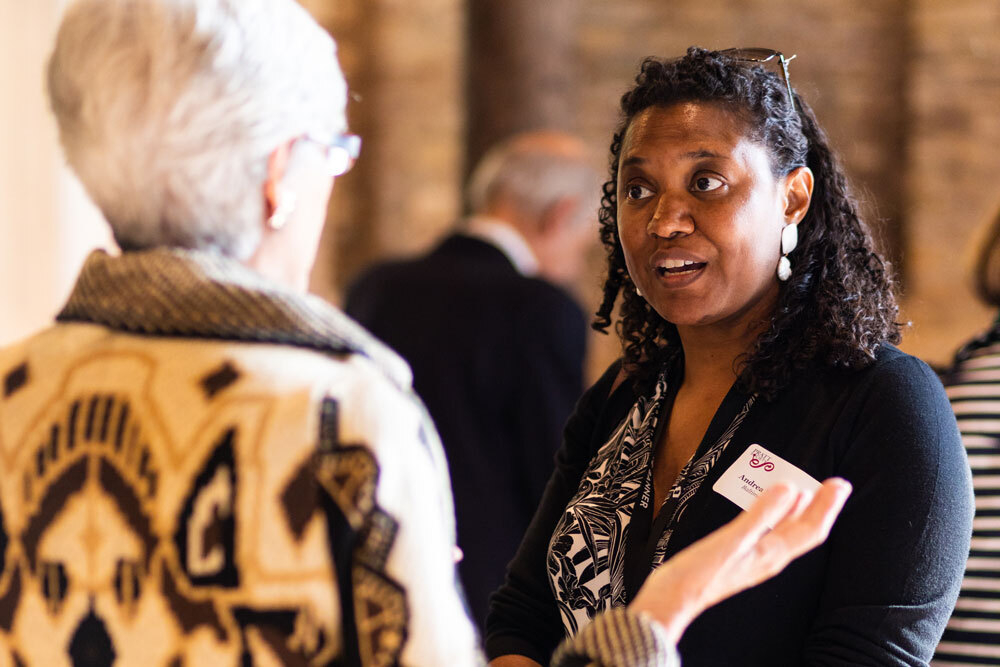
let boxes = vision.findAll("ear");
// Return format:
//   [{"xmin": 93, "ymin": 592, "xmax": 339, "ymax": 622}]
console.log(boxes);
[
  {"xmin": 782, "ymin": 166, "xmax": 814, "ymax": 226},
  {"xmin": 537, "ymin": 196, "xmax": 580, "ymax": 236},
  {"xmin": 263, "ymin": 139, "xmax": 296, "ymax": 220}
]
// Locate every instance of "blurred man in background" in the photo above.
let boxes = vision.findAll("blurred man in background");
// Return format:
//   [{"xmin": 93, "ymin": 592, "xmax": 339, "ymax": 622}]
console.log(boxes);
[{"xmin": 345, "ymin": 131, "xmax": 601, "ymax": 627}]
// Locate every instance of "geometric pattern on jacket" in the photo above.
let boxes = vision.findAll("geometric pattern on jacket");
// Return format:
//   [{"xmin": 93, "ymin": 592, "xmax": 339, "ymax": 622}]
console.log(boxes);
[{"xmin": 0, "ymin": 248, "xmax": 480, "ymax": 666}]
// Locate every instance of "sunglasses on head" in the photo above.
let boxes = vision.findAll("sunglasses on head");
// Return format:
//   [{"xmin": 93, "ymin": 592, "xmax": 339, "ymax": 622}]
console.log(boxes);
[{"xmin": 718, "ymin": 47, "xmax": 797, "ymax": 111}]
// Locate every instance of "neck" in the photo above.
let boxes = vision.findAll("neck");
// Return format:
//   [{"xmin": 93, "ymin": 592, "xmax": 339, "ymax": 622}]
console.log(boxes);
[
  {"xmin": 675, "ymin": 326, "xmax": 755, "ymax": 389},
  {"xmin": 244, "ymin": 242, "xmax": 311, "ymax": 292},
  {"xmin": 464, "ymin": 214, "xmax": 541, "ymax": 277},
  {"xmin": 674, "ymin": 290, "xmax": 778, "ymax": 390}
]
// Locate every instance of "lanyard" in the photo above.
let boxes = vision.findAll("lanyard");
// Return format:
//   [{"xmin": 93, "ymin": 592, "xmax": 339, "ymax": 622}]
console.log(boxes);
[
  {"xmin": 622, "ymin": 373, "xmax": 679, "ymax": 601},
  {"xmin": 623, "ymin": 381, "xmax": 756, "ymax": 601},
  {"xmin": 624, "ymin": 464, "xmax": 678, "ymax": 600}
]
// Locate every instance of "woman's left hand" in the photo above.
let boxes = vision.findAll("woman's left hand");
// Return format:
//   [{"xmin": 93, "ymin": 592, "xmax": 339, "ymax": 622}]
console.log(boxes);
[{"xmin": 629, "ymin": 478, "xmax": 852, "ymax": 645}]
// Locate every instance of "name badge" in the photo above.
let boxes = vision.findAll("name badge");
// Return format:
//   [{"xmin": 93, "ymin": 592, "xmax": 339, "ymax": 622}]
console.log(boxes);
[{"xmin": 712, "ymin": 444, "xmax": 821, "ymax": 523}]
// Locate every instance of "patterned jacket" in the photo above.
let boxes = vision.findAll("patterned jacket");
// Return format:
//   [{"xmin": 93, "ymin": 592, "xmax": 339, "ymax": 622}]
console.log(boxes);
[
  {"xmin": 0, "ymin": 248, "xmax": 480, "ymax": 666},
  {"xmin": 0, "ymin": 248, "xmax": 677, "ymax": 667}
]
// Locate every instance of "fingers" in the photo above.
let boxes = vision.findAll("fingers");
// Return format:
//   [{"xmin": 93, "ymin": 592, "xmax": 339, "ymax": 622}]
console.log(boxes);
[
  {"xmin": 750, "ymin": 482, "xmax": 800, "ymax": 525},
  {"xmin": 721, "ymin": 482, "xmax": 799, "ymax": 555},
  {"xmin": 720, "ymin": 478, "xmax": 852, "ymax": 584},
  {"xmin": 626, "ymin": 478, "xmax": 850, "ymax": 643},
  {"xmin": 786, "ymin": 484, "xmax": 816, "ymax": 519},
  {"xmin": 766, "ymin": 478, "xmax": 852, "ymax": 552}
]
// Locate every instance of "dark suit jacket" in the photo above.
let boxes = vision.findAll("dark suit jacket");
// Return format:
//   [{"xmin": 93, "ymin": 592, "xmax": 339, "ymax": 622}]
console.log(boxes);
[{"xmin": 345, "ymin": 233, "xmax": 586, "ymax": 628}]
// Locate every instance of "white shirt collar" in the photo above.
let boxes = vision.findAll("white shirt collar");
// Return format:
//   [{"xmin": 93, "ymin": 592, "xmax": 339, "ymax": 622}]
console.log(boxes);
[{"xmin": 462, "ymin": 216, "xmax": 540, "ymax": 277}]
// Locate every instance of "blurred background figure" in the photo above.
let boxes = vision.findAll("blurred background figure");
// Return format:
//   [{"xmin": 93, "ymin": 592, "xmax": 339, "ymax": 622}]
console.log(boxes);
[
  {"xmin": 345, "ymin": 131, "xmax": 601, "ymax": 628},
  {"xmin": 935, "ymin": 205, "xmax": 1000, "ymax": 667}
]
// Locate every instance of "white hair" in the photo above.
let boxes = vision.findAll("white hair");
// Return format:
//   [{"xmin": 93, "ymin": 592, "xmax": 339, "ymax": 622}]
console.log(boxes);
[
  {"xmin": 47, "ymin": 0, "xmax": 347, "ymax": 259},
  {"xmin": 465, "ymin": 135, "xmax": 602, "ymax": 227}
]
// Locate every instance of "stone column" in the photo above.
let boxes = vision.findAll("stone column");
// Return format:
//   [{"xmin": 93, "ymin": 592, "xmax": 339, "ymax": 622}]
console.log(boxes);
[
  {"xmin": 300, "ymin": 0, "xmax": 377, "ymax": 303},
  {"xmin": 306, "ymin": 0, "xmax": 464, "ymax": 298},
  {"xmin": 465, "ymin": 0, "xmax": 579, "ymax": 177}
]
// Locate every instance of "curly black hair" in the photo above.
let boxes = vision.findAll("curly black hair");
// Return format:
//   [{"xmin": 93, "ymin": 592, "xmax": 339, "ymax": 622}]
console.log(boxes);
[{"xmin": 594, "ymin": 47, "xmax": 901, "ymax": 399}]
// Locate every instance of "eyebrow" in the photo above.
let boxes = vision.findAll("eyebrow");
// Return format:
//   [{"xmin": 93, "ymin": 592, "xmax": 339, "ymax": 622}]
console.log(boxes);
[
  {"xmin": 684, "ymin": 149, "xmax": 724, "ymax": 159},
  {"xmin": 620, "ymin": 149, "xmax": 725, "ymax": 168}
]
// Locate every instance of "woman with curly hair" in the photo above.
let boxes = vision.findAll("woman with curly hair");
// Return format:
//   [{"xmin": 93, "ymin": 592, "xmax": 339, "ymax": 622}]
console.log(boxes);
[{"xmin": 486, "ymin": 47, "xmax": 973, "ymax": 666}]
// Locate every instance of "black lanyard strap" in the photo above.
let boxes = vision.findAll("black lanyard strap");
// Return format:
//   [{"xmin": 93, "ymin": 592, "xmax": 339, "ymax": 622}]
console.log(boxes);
[{"xmin": 623, "ymin": 383, "xmax": 757, "ymax": 601}]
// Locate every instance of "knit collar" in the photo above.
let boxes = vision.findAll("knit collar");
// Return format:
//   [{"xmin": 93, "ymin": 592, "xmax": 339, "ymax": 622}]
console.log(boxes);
[{"xmin": 57, "ymin": 248, "xmax": 412, "ymax": 388}]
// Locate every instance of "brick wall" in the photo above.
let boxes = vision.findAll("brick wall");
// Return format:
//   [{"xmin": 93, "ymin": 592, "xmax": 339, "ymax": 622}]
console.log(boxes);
[
  {"xmin": 304, "ymin": 0, "xmax": 464, "ymax": 304},
  {"xmin": 903, "ymin": 0, "xmax": 1000, "ymax": 365},
  {"xmin": 306, "ymin": 0, "xmax": 1000, "ymax": 373}
]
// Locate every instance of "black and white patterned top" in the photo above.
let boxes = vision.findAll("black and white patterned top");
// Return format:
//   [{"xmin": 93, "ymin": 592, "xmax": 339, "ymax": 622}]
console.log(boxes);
[{"xmin": 547, "ymin": 368, "xmax": 756, "ymax": 636}]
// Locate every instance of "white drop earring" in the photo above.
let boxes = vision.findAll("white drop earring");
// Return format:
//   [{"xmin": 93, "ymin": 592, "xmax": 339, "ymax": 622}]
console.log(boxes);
[
  {"xmin": 635, "ymin": 285, "xmax": 643, "ymax": 298},
  {"xmin": 267, "ymin": 186, "xmax": 297, "ymax": 230},
  {"xmin": 777, "ymin": 223, "xmax": 798, "ymax": 282}
]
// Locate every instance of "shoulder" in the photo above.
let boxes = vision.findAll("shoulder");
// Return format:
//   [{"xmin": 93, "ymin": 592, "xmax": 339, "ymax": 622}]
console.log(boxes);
[
  {"xmin": 823, "ymin": 344, "xmax": 963, "ymax": 473},
  {"xmin": 330, "ymin": 353, "xmax": 436, "ymax": 454},
  {"xmin": 344, "ymin": 256, "xmax": 417, "ymax": 303},
  {"xmin": 813, "ymin": 343, "xmax": 952, "ymax": 440},
  {"xmin": 298, "ymin": 305, "xmax": 423, "ymax": 426},
  {"xmin": 238, "ymin": 342, "xmax": 439, "ymax": 476},
  {"xmin": 791, "ymin": 343, "xmax": 945, "ymax": 417},
  {"xmin": 561, "ymin": 359, "xmax": 633, "ymax": 454},
  {"xmin": 514, "ymin": 278, "xmax": 585, "ymax": 326},
  {"xmin": 845, "ymin": 343, "xmax": 946, "ymax": 409},
  {"xmin": 588, "ymin": 358, "xmax": 629, "ymax": 404},
  {"xmin": 945, "ymin": 333, "xmax": 1000, "ymax": 385},
  {"xmin": 0, "ymin": 320, "xmax": 426, "ymax": 461},
  {"xmin": 520, "ymin": 276, "xmax": 582, "ymax": 304},
  {"xmin": 347, "ymin": 236, "xmax": 518, "ymax": 300}
]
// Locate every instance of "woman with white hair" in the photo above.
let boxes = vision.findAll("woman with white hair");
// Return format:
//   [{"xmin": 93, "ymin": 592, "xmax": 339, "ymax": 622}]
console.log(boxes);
[{"xmin": 0, "ymin": 0, "xmax": 848, "ymax": 664}]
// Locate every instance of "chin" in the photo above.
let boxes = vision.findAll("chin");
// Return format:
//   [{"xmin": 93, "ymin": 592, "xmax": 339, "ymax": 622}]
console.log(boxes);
[
  {"xmin": 665, "ymin": 315, "xmax": 718, "ymax": 328},
  {"xmin": 644, "ymin": 297, "xmax": 717, "ymax": 328}
]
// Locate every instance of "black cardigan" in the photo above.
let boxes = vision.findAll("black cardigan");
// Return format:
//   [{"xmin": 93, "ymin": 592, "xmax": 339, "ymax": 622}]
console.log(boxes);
[{"xmin": 486, "ymin": 345, "xmax": 974, "ymax": 666}]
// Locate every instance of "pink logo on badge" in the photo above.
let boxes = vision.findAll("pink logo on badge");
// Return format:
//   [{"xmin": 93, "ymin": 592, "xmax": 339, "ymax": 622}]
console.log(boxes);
[{"xmin": 748, "ymin": 447, "xmax": 775, "ymax": 472}]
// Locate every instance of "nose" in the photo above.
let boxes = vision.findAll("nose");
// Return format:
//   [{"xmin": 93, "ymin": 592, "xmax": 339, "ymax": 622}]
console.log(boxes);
[
  {"xmin": 68, "ymin": 607, "xmax": 116, "ymax": 667},
  {"xmin": 646, "ymin": 192, "xmax": 695, "ymax": 239}
]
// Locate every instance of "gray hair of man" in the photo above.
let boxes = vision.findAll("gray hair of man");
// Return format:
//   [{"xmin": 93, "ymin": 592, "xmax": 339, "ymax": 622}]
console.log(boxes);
[
  {"xmin": 47, "ymin": 0, "xmax": 347, "ymax": 260},
  {"xmin": 465, "ymin": 131, "xmax": 602, "ymax": 230}
]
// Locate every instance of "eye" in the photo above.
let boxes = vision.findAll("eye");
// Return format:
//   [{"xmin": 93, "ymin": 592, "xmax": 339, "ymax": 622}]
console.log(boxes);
[
  {"xmin": 624, "ymin": 183, "xmax": 654, "ymax": 201},
  {"xmin": 692, "ymin": 175, "xmax": 724, "ymax": 192}
]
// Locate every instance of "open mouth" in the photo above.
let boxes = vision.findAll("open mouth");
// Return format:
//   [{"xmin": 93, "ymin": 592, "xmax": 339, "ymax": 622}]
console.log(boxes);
[{"xmin": 655, "ymin": 259, "xmax": 706, "ymax": 277}]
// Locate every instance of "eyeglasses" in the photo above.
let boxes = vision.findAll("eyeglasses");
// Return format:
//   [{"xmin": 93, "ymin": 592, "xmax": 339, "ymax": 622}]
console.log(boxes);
[
  {"xmin": 303, "ymin": 133, "xmax": 362, "ymax": 176},
  {"xmin": 718, "ymin": 48, "xmax": 797, "ymax": 111}
]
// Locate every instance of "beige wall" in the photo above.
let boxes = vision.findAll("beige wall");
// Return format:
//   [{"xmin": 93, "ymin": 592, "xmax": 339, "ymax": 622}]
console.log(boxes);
[{"xmin": 0, "ymin": 0, "xmax": 112, "ymax": 346}]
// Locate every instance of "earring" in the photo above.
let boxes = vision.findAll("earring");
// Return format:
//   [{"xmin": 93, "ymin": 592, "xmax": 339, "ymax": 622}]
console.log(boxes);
[
  {"xmin": 267, "ymin": 186, "xmax": 297, "ymax": 230},
  {"xmin": 777, "ymin": 223, "xmax": 798, "ymax": 282},
  {"xmin": 635, "ymin": 285, "xmax": 643, "ymax": 298}
]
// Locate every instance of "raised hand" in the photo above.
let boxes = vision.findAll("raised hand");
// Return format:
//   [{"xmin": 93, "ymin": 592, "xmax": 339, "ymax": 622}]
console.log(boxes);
[{"xmin": 629, "ymin": 478, "xmax": 852, "ymax": 645}]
